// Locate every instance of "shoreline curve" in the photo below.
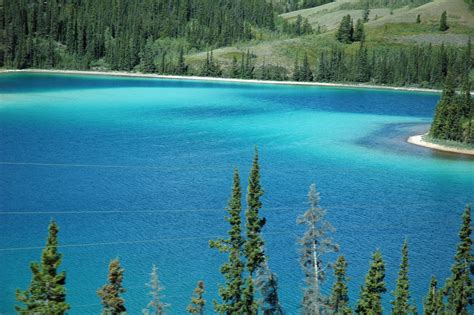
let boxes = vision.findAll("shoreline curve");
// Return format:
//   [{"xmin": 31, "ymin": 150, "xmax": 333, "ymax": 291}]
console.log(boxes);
[
  {"xmin": 1, "ymin": 69, "xmax": 443, "ymax": 94},
  {"xmin": 407, "ymin": 134, "xmax": 474, "ymax": 156}
]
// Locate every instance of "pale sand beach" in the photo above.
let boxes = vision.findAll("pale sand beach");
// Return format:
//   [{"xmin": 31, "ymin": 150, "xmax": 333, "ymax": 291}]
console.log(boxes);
[
  {"xmin": 407, "ymin": 134, "xmax": 474, "ymax": 156},
  {"xmin": 1, "ymin": 69, "xmax": 444, "ymax": 94}
]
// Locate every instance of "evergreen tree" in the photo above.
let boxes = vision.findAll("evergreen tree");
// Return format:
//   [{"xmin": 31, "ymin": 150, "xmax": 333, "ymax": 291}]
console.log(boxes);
[
  {"xmin": 141, "ymin": 37, "xmax": 156, "ymax": 73},
  {"xmin": 336, "ymin": 15, "xmax": 354, "ymax": 44},
  {"xmin": 209, "ymin": 168, "xmax": 245, "ymax": 314},
  {"xmin": 416, "ymin": 14, "xmax": 421, "ymax": 24},
  {"xmin": 143, "ymin": 264, "xmax": 168, "ymax": 315},
  {"xmin": 255, "ymin": 260, "xmax": 284, "ymax": 315},
  {"xmin": 439, "ymin": 11, "xmax": 449, "ymax": 32},
  {"xmin": 356, "ymin": 250, "xmax": 387, "ymax": 314},
  {"xmin": 187, "ymin": 281, "xmax": 205, "ymax": 315},
  {"xmin": 423, "ymin": 276, "xmax": 444, "ymax": 315},
  {"xmin": 97, "ymin": 258, "xmax": 126, "ymax": 315},
  {"xmin": 363, "ymin": 6, "xmax": 370, "ymax": 23},
  {"xmin": 353, "ymin": 19, "xmax": 365, "ymax": 42},
  {"xmin": 230, "ymin": 56, "xmax": 240, "ymax": 78},
  {"xmin": 176, "ymin": 47, "xmax": 188, "ymax": 75},
  {"xmin": 293, "ymin": 57, "xmax": 301, "ymax": 81},
  {"xmin": 298, "ymin": 184, "xmax": 339, "ymax": 315},
  {"xmin": 242, "ymin": 148, "xmax": 266, "ymax": 314},
  {"xmin": 16, "ymin": 220, "xmax": 69, "ymax": 315},
  {"xmin": 444, "ymin": 205, "xmax": 473, "ymax": 315},
  {"xmin": 330, "ymin": 255, "xmax": 352, "ymax": 315},
  {"xmin": 300, "ymin": 53, "xmax": 314, "ymax": 82},
  {"xmin": 391, "ymin": 240, "xmax": 413, "ymax": 315}
]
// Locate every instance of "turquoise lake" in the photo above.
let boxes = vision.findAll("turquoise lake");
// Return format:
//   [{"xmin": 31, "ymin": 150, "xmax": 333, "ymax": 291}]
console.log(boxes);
[{"xmin": 0, "ymin": 73, "xmax": 473, "ymax": 314}]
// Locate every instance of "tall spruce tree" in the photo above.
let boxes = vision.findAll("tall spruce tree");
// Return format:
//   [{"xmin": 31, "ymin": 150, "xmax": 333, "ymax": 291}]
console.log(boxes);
[
  {"xmin": 439, "ymin": 11, "xmax": 449, "ymax": 32},
  {"xmin": 16, "ymin": 220, "xmax": 69, "ymax": 315},
  {"xmin": 356, "ymin": 250, "xmax": 387, "ymax": 314},
  {"xmin": 391, "ymin": 240, "xmax": 413, "ymax": 315},
  {"xmin": 243, "ymin": 148, "xmax": 266, "ymax": 314},
  {"xmin": 298, "ymin": 183, "xmax": 339, "ymax": 315},
  {"xmin": 209, "ymin": 168, "xmax": 245, "ymax": 314},
  {"xmin": 97, "ymin": 258, "xmax": 126, "ymax": 315},
  {"xmin": 330, "ymin": 255, "xmax": 352, "ymax": 314},
  {"xmin": 336, "ymin": 15, "xmax": 354, "ymax": 44},
  {"xmin": 423, "ymin": 276, "xmax": 444, "ymax": 315},
  {"xmin": 187, "ymin": 281, "xmax": 205, "ymax": 315},
  {"xmin": 255, "ymin": 260, "xmax": 284, "ymax": 315},
  {"xmin": 444, "ymin": 205, "xmax": 473, "ymax": 315}
]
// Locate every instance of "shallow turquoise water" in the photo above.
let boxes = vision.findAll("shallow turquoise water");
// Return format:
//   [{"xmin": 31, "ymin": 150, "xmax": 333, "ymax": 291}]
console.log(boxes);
[{"xmin": 0, "ymin": 73, "xmax": 473, "ymax": 314}]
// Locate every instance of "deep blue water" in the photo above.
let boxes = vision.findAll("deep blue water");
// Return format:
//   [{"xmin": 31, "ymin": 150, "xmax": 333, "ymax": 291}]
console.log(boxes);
[{"xmin": 0, "ymin": 73, "xmax": 473, "ymax": 314}]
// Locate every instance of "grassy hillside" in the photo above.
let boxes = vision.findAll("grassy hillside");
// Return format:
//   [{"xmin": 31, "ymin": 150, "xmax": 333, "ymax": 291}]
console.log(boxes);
[{"xmin": 187, "ymin": 0, "xmax": 474, "ymax": 74}]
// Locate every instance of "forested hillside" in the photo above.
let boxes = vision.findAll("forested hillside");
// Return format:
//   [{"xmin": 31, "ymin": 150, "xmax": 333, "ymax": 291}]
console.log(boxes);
[
  {"xmin": 1, "ymin": 0, "xmax": 473, "ymax": 89},
  {"xmin": 2, "ymin": 0, "xmax": 279, "ymax": 69}
]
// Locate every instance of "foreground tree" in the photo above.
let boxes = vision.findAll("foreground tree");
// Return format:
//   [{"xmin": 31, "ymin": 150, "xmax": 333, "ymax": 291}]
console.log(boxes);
[
  {"xmin": 187, "ymin": 281, "xmax": 205, "ymax": 314},
  {"xmin": 255, "ymin": 260, "xmax": 284, "ymax": 315},
  {"xmin": 298, "ymin": 184, "xmax": 339, "ymax": 315},
  {"xmin": 423, "ymin": 276, "xmax": 444, "ymax": 315},
  {"xmin": 444, "ymin": 205, "xmax": 473, "ymax": 315},
  {"xmin": 209, "ymin": 169, "xmax": 245, "ymax": 313},
  {"xmin": 356, "ymin": 250, "xmax": 387, "ymax": 314},
  {"xmin": 329, "ymin": 255, "xmax": 352, "ymax": 314},
  {"xmin": 391, "ymin": 240, "xmax": 413, "ymax": 315},
  {"xmin": 143, "ymin": 264, "xmax": 168, "ymax": 315},
  {"xmin": 97, "ymin": 259, "xmax": 126, "ymax": 315},
  {"xmin": 16, "ymin": 220, "xmax": 69, "ymax": 314},
  {"xmin": 242, "ymin": 148, "xmax": 267, "ymax": 314}
]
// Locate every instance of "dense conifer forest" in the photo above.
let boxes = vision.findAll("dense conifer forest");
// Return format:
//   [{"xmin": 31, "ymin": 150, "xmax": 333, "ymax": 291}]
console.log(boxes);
[
  {"xmin": 15, "ymin": 152, "xmax": 473, "ymax": 314},
  {"xmin": 2, "ymin": 0, "xmax": 472, "ymax": 90}
]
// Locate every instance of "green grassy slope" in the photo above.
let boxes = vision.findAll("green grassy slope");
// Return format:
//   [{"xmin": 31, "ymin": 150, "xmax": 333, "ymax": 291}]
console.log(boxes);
[{"xmin": 187, "ymin": 0, "xmax": 474, "ymax": 72}]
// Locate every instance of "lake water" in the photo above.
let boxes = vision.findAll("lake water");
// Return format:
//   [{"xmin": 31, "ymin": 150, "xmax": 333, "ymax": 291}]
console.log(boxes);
[{"xmin": 0, "ymin": 73, "xmax": 473, "ymax": 314}]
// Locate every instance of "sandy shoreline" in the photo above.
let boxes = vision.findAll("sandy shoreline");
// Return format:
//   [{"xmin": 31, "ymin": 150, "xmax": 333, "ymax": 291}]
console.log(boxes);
[
  {"xmin": 1, "ymin": 68, "xmax": 443, "ymax": 94},
  {"xmin": 407, "ymin": 134, "xmax": 474, "ymax": 156}
]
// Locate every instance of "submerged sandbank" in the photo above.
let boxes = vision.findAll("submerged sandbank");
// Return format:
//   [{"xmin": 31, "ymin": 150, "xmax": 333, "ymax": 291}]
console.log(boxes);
[
  {"xmin": 407, "ymin": 134, "xmax": 474, "ymax": 156},
  {"xmin": 1, "ymin": 69, "xmax": 443, "ymax": 94}
]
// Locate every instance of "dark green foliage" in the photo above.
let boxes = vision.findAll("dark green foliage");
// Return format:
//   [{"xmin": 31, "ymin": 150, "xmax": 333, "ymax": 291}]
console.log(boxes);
[
  {"xmin": 97, "ymin": 258, "xmax": 126, "ymax": 315},
  {"xmin": 391, "ymin": 241, "xmax": 413, "ymax": 315},
  {"xmin": 256, "ymin": 62, "xmax": 289, "ymax": 81},
  {"xmin": 356, "ymin": 250, "xmax": 387, "ymax": 314},
  {"xmin": 16, "ymin": 220, "xmax": 69, "ymax": 315},
  {"xmin": 209, "ymin": 169, "xmax": 245, "ymax": 314},
  {"xmin": 243, "ymin": 148, "xmax": 266, "ymax": 314},
  {"xmin": 439, "ymin": 11, "xmax": 449, "ymax": 32},
  {"xmin": 355, "ymin": 42, "xmax": 370, "ymax": 82},
  {"xmin": 255, "ymin": 260, "xmax": 284, "ymax": 315},
  {"xmin": 444, "ymin": 205, "xmax": 473, "ymax": 315},
  {"xmin": 3, "ymin": 0, "xmax": 278, "ymax": 70},
  {"xmin": 301, "ymin": 0, "xmax": 334, "ymax": 9},
  {"xmin": 282, "ymin": 15, "xmax": 313, "ymax": 36},
  {"xmin": 429, "ymin": 73, "xmax": 473, "ymax": 144},
  {"xmin": 330, "ymin": 256, "xmax": 353, "ymax": 314},
  {"xmin": 336, "ymin": 15, "xmax": 354, "ymax": 44},
  {"xmin": 416, "ymin": 14, "xmax": 421, "ymax": 24},
  {"xmin": 200, "ymin": 51, "xmax": 222, "ymax": 77},
  {"xmin": 300, "ymin": 53, "xmax": 314, "ymax": 82},
  {"xmin": 187, "ymin": 281, "xmax": 205, "ymax": 315},
  {"xmin": 298, "ymin": 184, "xmax": 339, "ymax": 315},
  {"xmin": 363, "ymin": 7, "xmax": 371, "ymax": 22},
  {"xmin": 353, "ymin": 19, "xmax": 365, "ymax": 42},
  {"xmin": 423, "ymin": 276, "xmax": 444, "ymax": 315}
]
